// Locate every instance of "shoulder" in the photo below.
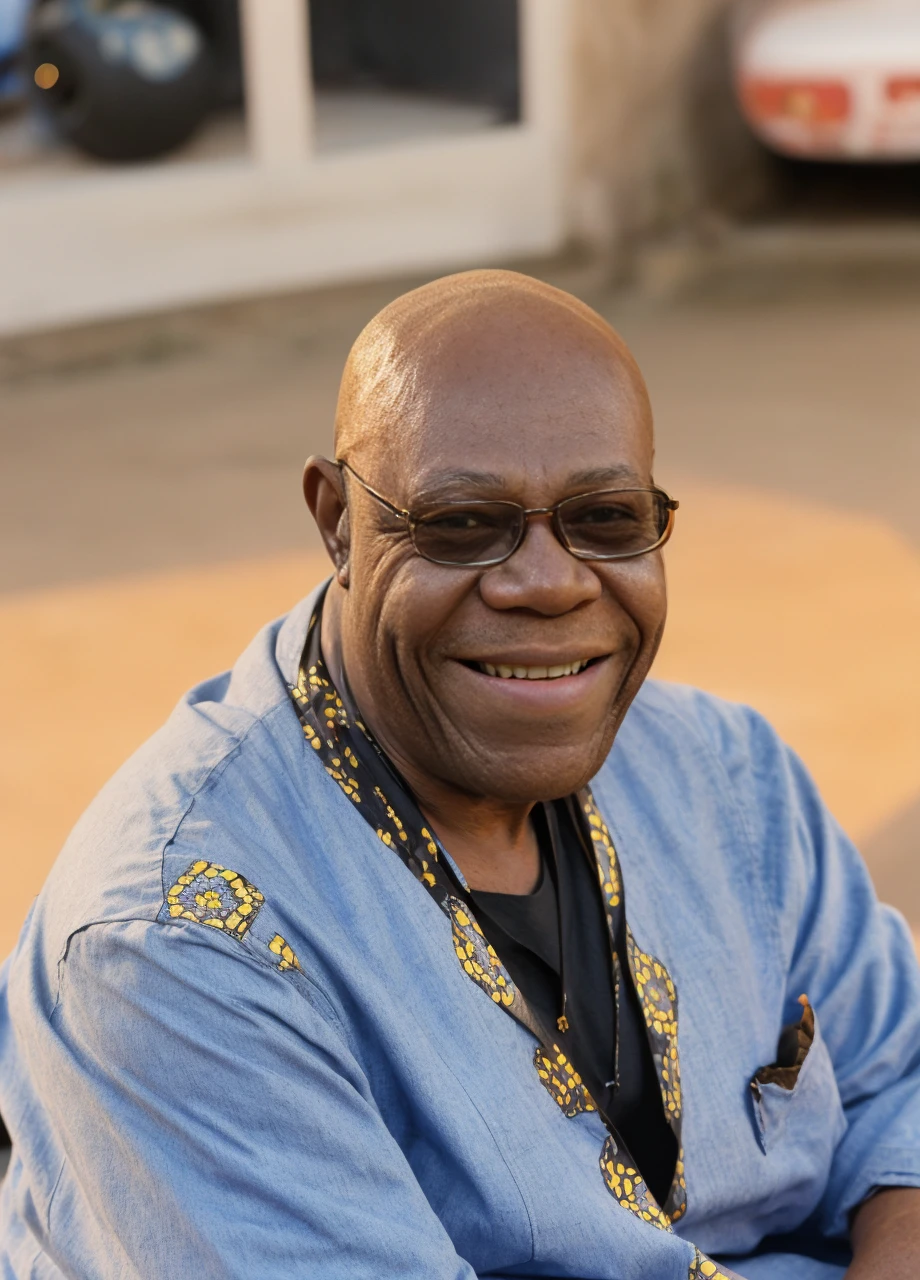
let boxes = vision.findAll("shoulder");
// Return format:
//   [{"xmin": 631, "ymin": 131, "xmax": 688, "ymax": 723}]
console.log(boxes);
[
  {"xmin": 9, "ymin": 592, "xmax": 326, "ymax": 996},
  {"xmin": 601, "ymin": 679, "xmax": 833, "ymax": 913},
  {"xmin": 616, "ymin": 677, "xmax": 786, "ymax": 772},
  {"xmin": 600, "ymin": 678, "xmax": 812, "ymax": 870}
]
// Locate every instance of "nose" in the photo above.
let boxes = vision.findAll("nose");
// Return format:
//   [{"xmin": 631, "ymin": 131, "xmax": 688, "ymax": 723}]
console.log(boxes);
[{"xmin": 478, "ymin": 514, "xmax": 602, "ymax": 615}]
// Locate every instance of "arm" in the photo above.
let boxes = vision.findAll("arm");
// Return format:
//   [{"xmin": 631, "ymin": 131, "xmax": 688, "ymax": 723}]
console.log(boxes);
[
  {"xmin": 37, "ymin": 918, "xmax": 476, "ymax": 1279},
  {"xmin": 847, "ymin": 1187, "xmax": 920, "ymax": 1278},
  {"xmin": 698, "ymin": 698, "xmax": 920, "ymax": 1243},
  {"xmin": 758, "ymin": 725, "xmax": 920, "ymax": 1239}
]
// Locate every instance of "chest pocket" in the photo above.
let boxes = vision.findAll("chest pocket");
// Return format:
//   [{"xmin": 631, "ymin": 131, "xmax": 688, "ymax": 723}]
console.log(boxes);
[{"xmin": 749, "ymin": 997, "xmax": 846, "ymax": 1205}]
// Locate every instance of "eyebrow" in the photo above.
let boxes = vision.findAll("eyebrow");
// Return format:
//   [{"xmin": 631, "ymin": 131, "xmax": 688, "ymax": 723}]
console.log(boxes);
[
  {"xmin": 411, "ymin": 470, "xmax": 511, "ymax": 503},
  {"xmin": 565, "ymin": 465, "xmax": 644, "ymax": 488},
  {"xmin": 410, "ymin": 463, "xmax": 643, "ymax": 504}
]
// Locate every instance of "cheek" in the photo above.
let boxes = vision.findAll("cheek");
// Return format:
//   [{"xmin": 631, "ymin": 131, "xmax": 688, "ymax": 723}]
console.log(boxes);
[
  {"xmin": 352, "ymin": 545, "xmax": 474, "ymax": 674},
  {"xmin": 601, "ymin": 556, "xmax": 668, "ymax": 654}
]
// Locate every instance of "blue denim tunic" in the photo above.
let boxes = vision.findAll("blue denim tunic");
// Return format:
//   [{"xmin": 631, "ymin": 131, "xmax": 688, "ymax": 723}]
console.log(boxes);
[{"xmin": 1, "ymin": 585, "xmax": 919, "ymax": 1279}]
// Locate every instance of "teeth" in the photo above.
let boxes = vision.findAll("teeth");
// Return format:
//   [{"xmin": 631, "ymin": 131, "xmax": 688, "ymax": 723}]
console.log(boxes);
[{"xmin": 478, "ymin": 659, "xmax": 590, "ymax": 679}]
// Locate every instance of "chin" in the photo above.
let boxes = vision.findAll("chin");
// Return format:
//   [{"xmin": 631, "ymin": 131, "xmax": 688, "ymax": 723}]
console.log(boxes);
[{"xmin": 456, "ymin": 742, "xmax": 612, "ymax": 806}]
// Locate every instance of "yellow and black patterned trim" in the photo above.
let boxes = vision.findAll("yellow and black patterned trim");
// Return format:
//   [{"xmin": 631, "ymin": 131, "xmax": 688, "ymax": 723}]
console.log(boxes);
[
  {"xmin": 448, "ymin": 897, "xmax": 515, "ymax": 1008},
  {"xmin": 268, "ymin": 934, "xmax": 302, "ymax": 972},
  {"xmin": 599, "ymin": 1134, "xmax": 672, "ymax": 1231},
  {"xmin": 689, "ymin": 1247, "xmax": 737, "ymax": 1279},
  {"xmin": 627, "ymin": 926, "xmax": 681, "ymax": 1119},
  {"xmin": 534, "ymin": 1044, "xmax": 596, "ymax": 1117},
  {"xmin": 624, "ymin": 923, "xmax": 687, "ymax": 1221},
  {"xmin": 577, "ymin": 799, "xmax": 688, "ymax": 1224},
  {"xmin": 582, "ymin": 794, "xmax": 623, "ymax": 924},
  {"xmin": 291, "ymin": 642, "xmax": 444, "ymax": 896},
  {"xmin": 161, "ymin": 861, "xmax": 264, "ymax": 939}
]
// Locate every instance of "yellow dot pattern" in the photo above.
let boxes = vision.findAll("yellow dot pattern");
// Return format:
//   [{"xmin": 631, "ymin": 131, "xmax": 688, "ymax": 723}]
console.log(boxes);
[
  {"xmin": 582, "ymin": 795, "xmax": 622, "ymax": 926},
  {"xmin": 447, "ymin": 896, "xmax": 515, "ymax": 1008},
  {"xmin": 599, "ymin": 1134, "xmax": 672, "ymax": 1231},
  {"xmin": 626, "ymin": 926, "xmax": 682, "ymax": 1119},
  {"xmin": 668, "ymin": 1153, "xmax": 687, "ymax": 1223},
  {"xmin": 579, "ymin": 788, "xmax": 688, "ymax": 1224},
  {"xmin": 689, "ymin": 1247, "xmax": 735, "ymax": 1279},
  {"xmin": 163, "ymin": 861, "xmax": 264, "ymax": 939},
  {"xmin": 290, "ymin": 648, "xmax": 445, "ymax": 902},
  {"xmin": 268, "ymin": 933, "xmax": 302, "ymax": 972},
  {"xmin": 292, "ymin": 662, "xmax": 365, "ymax": 803},
  {"xmin": 624, "ymin": 923, "xmax": 687, "ymax": 1220},
  {"xmin": 534, "ymin": 1044, "xmax": 596, "ymax": 1117}
]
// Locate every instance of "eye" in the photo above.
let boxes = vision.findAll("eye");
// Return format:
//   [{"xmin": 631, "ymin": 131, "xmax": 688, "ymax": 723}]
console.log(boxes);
[
  {"xmin": 572, "ymin": 502, "xmax": 638, "ymax": 525},
  {"xmin": 426, "ymin": 512, "xmax": 488, "ymax": 531},
  {"xmin": 420, "ymin": 508, "xmax": 505, "ymax": 532}
]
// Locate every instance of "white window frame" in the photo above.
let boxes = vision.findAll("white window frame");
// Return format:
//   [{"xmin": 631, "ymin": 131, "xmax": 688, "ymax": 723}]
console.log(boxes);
[{"xmin": 0, "ymin": 0, "xmax": 569, "ymax": 336}]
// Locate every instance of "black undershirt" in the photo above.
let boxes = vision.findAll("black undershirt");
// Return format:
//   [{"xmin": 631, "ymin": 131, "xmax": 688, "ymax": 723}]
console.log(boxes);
[{"xmin": 469, "ymin": 800, "xmax": 677, "ymax": 1208}]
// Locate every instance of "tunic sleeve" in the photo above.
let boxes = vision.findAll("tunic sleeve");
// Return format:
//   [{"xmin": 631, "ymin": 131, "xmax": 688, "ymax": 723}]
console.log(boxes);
[
  {"xmin": 35, "ymin": 918, "xmax": 478, "ymax": 1279},
  {"xmin": 783, "ymin": 755, "xmax": 920, "ymax": 1236},
  {"xmin": 727, "ymin": 703, "xmax": 920, "ymax": 1240}
]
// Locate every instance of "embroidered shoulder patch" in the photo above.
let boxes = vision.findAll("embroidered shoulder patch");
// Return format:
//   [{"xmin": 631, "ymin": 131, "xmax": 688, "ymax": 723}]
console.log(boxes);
[
  {"xmin": 164, "ymin": 861, "xmax": 264, "ymax": 939},
  {"xmin": 534, "ymin": 1044, "xmax": 596, "ymax": 1117},
  {"xmin": 268, "ymin": 934, "xmax": 302, "ymax": 972}
]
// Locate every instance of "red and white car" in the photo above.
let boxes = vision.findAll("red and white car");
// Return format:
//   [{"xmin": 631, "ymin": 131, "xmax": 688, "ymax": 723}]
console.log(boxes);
[{"xmin": 734, "ymin": 0, "xmax": 920, "ymax": 159}]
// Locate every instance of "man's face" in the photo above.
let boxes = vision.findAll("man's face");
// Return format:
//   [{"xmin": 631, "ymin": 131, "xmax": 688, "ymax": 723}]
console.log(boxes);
[{"xmin": 335, "ymin": 305, "xmax": 668, "ymax": 805}]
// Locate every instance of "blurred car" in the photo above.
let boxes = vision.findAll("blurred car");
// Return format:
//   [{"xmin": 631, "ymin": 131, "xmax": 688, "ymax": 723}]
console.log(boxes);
[{"xmin": 734, "ymin": 0, "xmax": 920, "ymax": 160}]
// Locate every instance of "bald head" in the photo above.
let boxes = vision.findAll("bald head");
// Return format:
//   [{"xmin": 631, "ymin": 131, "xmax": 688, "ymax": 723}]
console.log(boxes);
[{"xmin": 334, "ymin": 269, "xmax": 652, "ymax": 474}]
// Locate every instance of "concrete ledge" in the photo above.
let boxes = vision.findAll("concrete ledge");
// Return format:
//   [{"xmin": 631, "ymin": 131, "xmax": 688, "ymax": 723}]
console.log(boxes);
[{"xmin": 635, "ymin": 220, "xmax": 920, "ymax": 298}]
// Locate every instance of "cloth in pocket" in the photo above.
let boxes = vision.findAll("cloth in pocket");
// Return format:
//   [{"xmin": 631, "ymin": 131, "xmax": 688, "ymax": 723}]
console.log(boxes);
[{"xmin": 747, "ymin": 996, "xmax": 847, "ymax": 1221}]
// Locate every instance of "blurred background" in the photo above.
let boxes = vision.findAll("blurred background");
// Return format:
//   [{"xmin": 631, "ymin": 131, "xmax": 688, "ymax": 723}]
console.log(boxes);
[{"xmin": 1, "ymin": 0, "xmax": 919, "ymax": 976}]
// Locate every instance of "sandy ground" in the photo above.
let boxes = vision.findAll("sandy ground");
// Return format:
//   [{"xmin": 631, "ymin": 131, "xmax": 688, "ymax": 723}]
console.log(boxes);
[{"xmin": 1, "ymin": 255, "xmax": 919, "ymax": 960}]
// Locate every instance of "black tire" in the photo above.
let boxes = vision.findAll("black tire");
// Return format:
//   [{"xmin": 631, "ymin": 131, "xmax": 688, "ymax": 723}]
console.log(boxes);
[{"xmin": 26, "ymin": 0, "xmax": 216, "ymax": 162}]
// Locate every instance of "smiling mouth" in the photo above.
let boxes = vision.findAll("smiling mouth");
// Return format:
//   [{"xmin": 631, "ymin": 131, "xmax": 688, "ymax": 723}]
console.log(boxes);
[{"xmin": 469, "ymin": 656, "xmax": 606, "ymax": 681}]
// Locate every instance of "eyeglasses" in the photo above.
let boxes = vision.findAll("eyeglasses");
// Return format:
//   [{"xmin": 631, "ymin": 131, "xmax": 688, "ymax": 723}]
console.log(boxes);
[{"xmin": 337, "ymin": 461, "xmax": 678, "ymax": 568}]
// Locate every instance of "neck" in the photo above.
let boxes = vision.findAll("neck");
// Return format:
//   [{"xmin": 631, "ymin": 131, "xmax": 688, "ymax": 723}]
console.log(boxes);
[
  {"xmin": 320, "ymin": 583, "xmax": 541, "ymax": 894},
  {"xmin": 416, "ymin": 784, "xmax": 541, "ymax": 895}
]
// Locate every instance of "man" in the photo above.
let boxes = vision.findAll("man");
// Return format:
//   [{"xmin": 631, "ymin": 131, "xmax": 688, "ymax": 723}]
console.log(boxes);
[{"xmin": 1, "ymin": 271, "xmax": 919, "ymax": 1279}]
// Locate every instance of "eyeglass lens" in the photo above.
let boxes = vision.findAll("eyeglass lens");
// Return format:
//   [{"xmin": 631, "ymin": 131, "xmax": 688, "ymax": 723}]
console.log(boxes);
[{"xmin": 411, "ymin": 490, "xmax": 669, "ymax": 565}]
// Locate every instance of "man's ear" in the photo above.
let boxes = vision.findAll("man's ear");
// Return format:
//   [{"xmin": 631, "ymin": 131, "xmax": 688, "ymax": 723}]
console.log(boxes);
[{"xmin": 303, "ymin": 457, "xmax": 350, "ymax": 587}]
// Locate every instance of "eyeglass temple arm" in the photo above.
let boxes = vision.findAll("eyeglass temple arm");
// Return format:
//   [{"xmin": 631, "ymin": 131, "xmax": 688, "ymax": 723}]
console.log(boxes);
[{"xmin": 336, "ymin": 460, "xmax": 412, "ymax": 521}]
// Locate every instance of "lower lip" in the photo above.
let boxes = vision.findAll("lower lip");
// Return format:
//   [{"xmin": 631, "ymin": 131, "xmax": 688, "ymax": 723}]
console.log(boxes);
[{"xmin": 453, "ymin": 657, "xmax": 613, "ymax": 709}]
